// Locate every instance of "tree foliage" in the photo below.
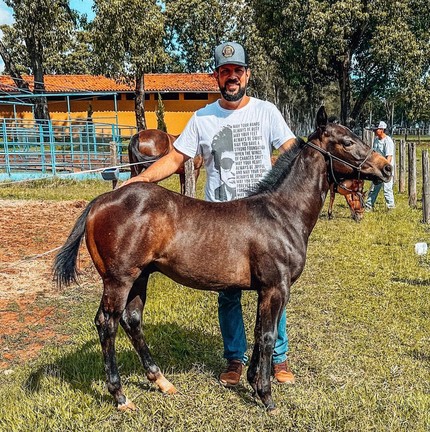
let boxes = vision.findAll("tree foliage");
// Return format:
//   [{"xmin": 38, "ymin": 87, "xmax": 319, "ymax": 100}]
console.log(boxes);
[
  {"xmin": 251, "ymin": 0, "xmax": 430, "ymax": 127},
  {"xmin": 91, "ymin": 0, "xmax": 167, "ymax": 129},
  {"xmin": 1, "ymin": 0, "xmax": 78, "ymax": 120},
  {"xmin": 0, "ymin": 0, "xmax": 429, "ymax": 130}
]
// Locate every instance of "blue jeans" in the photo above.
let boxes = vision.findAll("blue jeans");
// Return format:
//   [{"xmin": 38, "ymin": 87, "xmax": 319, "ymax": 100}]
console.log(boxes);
[
  {"xmin": 366, "ymin": 177, "xmax": 395, "ymax": 209},
  {"xmin": 218, "ymin": 289, "xmax": 288, "ymax": 365}
]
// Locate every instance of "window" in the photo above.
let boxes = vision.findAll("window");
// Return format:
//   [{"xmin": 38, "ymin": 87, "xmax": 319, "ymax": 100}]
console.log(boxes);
[
  {"xmin": 126, "ymin": 93, "xmax": 150, "ymax": 100},
  {"xmin": 97, "ymin": 95, "xmax": 115, "ymax": 101},
  {"xmin": 47, "ymin": 96, "xmax": 65, "ymax": 102},
  {"xmin": 184, "ymin": 93, "xmax": 208, "ymax": 100},
  {"xmin": 159, "ymin": 92, "xmax": 179, "ymax": 100}
]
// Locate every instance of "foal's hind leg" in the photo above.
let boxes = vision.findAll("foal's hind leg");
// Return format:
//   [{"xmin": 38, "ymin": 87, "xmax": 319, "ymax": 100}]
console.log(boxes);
[
  {"xmin": 94, "ymin": 277, "xmax": 135, "ymax": 411},
  {"xmin": 120, "ymin": 274, "xmax": 177, "ymax": 395}
]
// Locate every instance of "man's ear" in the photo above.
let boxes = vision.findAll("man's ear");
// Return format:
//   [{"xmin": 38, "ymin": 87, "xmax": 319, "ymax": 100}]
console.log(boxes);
[{"xmin": 213, "ymin": 70, "xmax": 219, "ymax": 80}]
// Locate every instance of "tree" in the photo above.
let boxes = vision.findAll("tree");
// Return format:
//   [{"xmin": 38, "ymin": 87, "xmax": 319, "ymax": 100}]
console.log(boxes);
[
  {"xmin": 252, "ymin": 0, "xmax": 430, "ymax": 126},
  {"xmin": 156, "ymin": 93, "xmax": 167, "ymax": 132},
  {"xmin": 91, "ymin": 0, "xmax": 167, "ymax": 130},
  {"xmin": 1, "ymin": 0, "xmax": 78, "ymax": 121}
]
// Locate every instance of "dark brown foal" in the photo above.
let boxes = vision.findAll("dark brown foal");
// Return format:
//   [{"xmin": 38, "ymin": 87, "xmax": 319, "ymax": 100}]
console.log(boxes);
[{"xmin": 54, "ymin": 107, "xmax": 392, "ymax": 412}]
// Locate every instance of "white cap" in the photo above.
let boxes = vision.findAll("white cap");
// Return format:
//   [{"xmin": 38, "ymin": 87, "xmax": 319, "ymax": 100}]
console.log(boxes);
[{"xmin": 373, "ymin": 121, "xmax": 387, "ymax": 130}]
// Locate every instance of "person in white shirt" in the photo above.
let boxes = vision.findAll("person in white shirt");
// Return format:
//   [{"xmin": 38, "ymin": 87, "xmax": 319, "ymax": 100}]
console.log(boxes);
[{"xmin": 365, "ymin": 121, "xmax": 395, "ymax": 210}]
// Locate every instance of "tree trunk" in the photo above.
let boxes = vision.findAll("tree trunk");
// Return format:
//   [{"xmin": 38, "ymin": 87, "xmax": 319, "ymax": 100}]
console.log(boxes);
[
  {"xmin": 0, "ymin": 40, "xmax": 30, "ymax": 92},
  {"xmin": 135, "ymin": 73, "xmax": 147, "ymax": 131},
  {"xmin": 338, "ymin": 52, "xmax": 351, "ymax": 126},
  {"xmin": 26, "ymin": 37, "xmax": 50, "ymax": 121}
]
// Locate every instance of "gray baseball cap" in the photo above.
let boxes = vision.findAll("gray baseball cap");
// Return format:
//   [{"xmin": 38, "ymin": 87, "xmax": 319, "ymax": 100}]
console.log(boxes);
[{"xmin": 214, "ymin": 42, "xmax": 248, "ymax": 69}]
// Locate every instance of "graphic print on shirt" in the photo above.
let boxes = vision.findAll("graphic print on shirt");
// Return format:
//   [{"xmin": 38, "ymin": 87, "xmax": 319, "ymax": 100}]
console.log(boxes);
[{"xmin": 211, "ymin": 123, "xmax": 266, "ymax": 201}]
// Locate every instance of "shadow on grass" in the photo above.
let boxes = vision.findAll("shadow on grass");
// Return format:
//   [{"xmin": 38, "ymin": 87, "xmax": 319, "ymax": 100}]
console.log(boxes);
[
  {"xmin": 22, "ymin": 321, "xmax": 257, "ymax": 405},
  {"xmin": 392, "ymin": 277, "xmax": 430, "ymax": 286}
]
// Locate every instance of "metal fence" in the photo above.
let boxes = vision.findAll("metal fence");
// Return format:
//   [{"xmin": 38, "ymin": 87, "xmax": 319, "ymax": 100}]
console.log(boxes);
[{"xmin": 0, "ymin": 118, "xmax": 137, "ymax": 180}]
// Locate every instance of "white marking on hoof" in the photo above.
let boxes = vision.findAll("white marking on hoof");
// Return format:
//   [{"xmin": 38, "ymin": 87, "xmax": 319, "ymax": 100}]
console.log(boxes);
[
  {"xmin": 117, "ymin": 398, "xmax": 137, "ymax": 412},
  {"xmin": 268, "ymin": 407, "xmax": 279, "ymax": 416},
  {"xmin": 155, "ymin": 375, "xmax": 178, "ymax": 394}
]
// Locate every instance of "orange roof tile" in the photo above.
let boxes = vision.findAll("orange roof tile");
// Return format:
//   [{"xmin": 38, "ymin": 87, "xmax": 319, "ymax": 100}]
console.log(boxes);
[{"xmin": 0, "ymin": 73, "xmax": 219, "ymax": 94}]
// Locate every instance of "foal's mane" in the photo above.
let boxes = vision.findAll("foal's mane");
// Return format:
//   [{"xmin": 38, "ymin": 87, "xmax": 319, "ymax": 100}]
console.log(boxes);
[{"xmin": 250, "ymin": 137, "xmax": 307, "ymax": 195}]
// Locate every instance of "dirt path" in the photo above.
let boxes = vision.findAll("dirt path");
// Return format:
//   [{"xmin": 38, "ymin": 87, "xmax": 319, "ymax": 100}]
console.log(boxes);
[{"xmin": 0, "ymin": 199, "xmax": 96, "ymax": 370}]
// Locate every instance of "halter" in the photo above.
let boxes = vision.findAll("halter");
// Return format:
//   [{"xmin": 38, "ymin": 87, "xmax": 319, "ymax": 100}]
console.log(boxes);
[{"xmin": 305, "ymin": 139, "xmax": 373, "ymax": 186}]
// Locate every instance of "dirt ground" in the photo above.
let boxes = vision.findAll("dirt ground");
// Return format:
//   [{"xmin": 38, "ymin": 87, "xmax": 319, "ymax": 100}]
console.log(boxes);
[{"xmin": 0, "ymin": 199, "xmax": 96, "ymax": 370}]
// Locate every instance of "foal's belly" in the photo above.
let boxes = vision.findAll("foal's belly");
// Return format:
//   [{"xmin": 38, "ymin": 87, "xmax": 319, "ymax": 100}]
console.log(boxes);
[{"xmin": 154, "ymin": 257, "xmax": 252, "ymax": 291}]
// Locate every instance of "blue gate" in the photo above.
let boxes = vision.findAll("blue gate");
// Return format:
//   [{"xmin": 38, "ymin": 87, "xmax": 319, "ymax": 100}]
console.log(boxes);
[{"xmin": 0, "ymin": 118, "xmax": 137, "ymax": 181}]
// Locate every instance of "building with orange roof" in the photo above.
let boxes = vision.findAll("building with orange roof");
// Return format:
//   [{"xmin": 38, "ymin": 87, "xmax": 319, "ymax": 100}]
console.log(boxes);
[{"xmin": 0, "ymin": 74, "xmax": 220, "ymax": 135}]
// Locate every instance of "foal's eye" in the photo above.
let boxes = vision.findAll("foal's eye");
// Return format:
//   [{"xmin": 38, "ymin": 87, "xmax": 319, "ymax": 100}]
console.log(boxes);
[{"xmin": 343, "ymin": 140, "xmax": 352, "ymax": 147}]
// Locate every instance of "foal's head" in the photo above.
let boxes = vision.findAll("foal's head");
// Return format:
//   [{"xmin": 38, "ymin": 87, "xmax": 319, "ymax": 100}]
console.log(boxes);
[{"xmin": 310, "ymin": 106, "xmax": 392, "ymax": 184}]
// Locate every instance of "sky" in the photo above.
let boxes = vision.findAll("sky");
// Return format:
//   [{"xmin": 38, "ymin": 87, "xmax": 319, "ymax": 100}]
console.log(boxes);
[{"xmin": 0, "ymin": 0, "xmax": 95, "ymax": 71}]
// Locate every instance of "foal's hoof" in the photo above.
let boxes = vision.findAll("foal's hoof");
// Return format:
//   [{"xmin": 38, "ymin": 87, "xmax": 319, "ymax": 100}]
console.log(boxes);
[
  {"xmin": 162, "ymin": 384, "xmax": 178, "ymax": 395},
  {"xmin": 155, "ymin": 375, "xmax": 178, "ymax": 395},
  {"xmin": 117, "ymin": 398, "xmax": 137, "ymax": 412},
  {"xmin": 267, "ymin": 406, "xmax": 280, "ymax": 416}
]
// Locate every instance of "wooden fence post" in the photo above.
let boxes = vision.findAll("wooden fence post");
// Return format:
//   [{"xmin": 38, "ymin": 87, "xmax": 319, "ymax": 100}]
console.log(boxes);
[
  {"xmin": 363, "ymin": 129, "xmax": 374, "ymax": 147},
  {"xmin": 422, "ymin": 150, "xmax": 430, "ymax": 223},
  {"xmin": 110, "ymin": 141, "xmax": 118, "ymax": 189},
  {"xmin": 408, "ymin": 142, "xmax": 417, "ymax": 208},
  {"xmin": 184, "ymin": 158, "xmax": 196, "ymax": 197},
  {"xmin": 398, "ymin": 139, "xmax": 406, "ymax": 193}
]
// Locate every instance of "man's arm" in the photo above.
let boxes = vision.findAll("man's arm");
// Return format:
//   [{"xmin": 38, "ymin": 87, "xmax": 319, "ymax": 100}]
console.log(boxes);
[
  {"xmin": 279, "ymin": 138, "xmax": 297, "ymax": 154},
  {"xmin": 121, "ymin": 147, "xmax": 190, "ymax": 186}
]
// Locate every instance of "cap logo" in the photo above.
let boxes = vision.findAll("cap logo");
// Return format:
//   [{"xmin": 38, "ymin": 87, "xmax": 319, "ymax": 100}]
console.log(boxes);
[{"xmin": 222, "ymin": 45, "xmax": 235, "ymax": 58}]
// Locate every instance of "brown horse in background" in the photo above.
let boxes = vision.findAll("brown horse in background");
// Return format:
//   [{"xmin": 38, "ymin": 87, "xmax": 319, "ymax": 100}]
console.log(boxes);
[
  {"xmin": 53, "ymin": 107, "xmax": 392, "ymax": 413},
  {"xmin": 128, "ymin": 129, "xmax": 203, "ymax": 194},
  {"xmin": 328, "ymin": 179, "xmax": 366, "ymax": 222}
]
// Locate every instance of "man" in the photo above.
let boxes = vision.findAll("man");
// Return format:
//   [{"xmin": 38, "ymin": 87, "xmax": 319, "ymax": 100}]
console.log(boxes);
[
  {"xmin": 122, "ymin": 41, "xmax": 296, "ymax": 386},
  {"xmin": 365, "ymin": 121, "xmax": 395, "ymax": 210}
]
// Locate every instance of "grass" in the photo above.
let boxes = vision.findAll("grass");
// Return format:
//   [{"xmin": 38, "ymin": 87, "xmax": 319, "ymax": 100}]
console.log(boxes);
[
  {"xmin": 0, "ymin": 176, "xmax": 186, "ymax": 201},
  {"xmin": 1, "ymin": 172, "xmax": 430, "ymax": 431}
]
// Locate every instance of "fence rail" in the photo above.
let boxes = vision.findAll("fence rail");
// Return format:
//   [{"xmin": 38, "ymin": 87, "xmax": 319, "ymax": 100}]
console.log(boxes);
[{"xmin": 0, "ymin": 118, "xmax": 137, "ymax": 180}]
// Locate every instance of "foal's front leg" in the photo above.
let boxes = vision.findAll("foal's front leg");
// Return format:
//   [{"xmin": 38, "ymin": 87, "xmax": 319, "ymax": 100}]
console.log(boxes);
[{"xmin": 247, "ymin": 287, "xmax": 286, "ymax": 413}]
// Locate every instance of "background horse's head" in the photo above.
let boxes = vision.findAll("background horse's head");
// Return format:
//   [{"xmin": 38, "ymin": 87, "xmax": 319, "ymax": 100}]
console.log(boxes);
[
  {"xmin": 309, "ymin": 106, "xmax": 392, "ymax": 185},
  {"xmin": 328, "ymin": 179, "xmax": 366, "ymax": 222}
]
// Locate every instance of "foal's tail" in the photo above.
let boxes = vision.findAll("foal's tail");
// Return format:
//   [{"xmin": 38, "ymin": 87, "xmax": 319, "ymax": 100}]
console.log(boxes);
[{"xmin": 53, "ymin": 199, "xmax": 97, "ymax": 288}]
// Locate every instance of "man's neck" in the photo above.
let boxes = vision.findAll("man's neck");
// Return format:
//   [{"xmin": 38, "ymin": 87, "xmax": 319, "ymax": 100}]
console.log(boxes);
[{"xmin": 219, "ymin": 95, "xmax": 250, "ymax": 110}]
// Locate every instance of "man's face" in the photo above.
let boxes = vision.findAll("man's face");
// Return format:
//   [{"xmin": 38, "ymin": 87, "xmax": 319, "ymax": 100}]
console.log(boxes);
[
  {"xmin": 214, "ymin": 64, "xmax": 250, "ymax": 102},
  {"xmin": 219, "ymin": 150, "xmax": 236, "ymax": 188},
  {"xmin": 375, "ymin": 128, "xmax": 384, "ymax": 138}
]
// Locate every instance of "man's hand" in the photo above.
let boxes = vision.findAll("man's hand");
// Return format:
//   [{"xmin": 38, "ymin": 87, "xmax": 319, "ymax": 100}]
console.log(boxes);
[
  {"xmin": 119, "ymin": 175, "xmax": 148, "ymax": 188},
  {"xmin": 119, "ymin": 148, "xmax": 190, "ymax": 188}
]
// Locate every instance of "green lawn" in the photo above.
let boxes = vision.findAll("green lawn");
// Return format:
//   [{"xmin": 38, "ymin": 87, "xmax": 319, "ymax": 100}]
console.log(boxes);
[{"xmin": 0, "ymin": 173, "xmax": 429, "ymax": 431}]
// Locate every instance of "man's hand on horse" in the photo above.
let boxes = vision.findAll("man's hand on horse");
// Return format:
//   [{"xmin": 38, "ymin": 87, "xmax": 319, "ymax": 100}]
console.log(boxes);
[{"xmin": 120, "ymin": 175, "xmax": 147, "ymax": 188}]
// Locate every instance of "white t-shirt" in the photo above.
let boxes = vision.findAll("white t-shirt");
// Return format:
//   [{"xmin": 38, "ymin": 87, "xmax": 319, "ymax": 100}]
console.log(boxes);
[
  {"xmin": 174, "ymin": 97, "xmax": 295, "ymax": 202},
  {"xmin": 373, "ymin": 135, "xmax": 395, "ymax": 166}
]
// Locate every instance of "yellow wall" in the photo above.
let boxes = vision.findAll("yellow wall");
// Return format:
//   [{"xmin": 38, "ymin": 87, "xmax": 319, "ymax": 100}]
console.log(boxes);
[{"xmin": 0, "ymin": 92, "xmax": 220, "ymax": 136}]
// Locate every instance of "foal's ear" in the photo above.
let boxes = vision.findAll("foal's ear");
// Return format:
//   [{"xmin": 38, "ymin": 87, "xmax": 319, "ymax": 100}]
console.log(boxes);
[{"xmin": 316, "ymin": 106, "xmax": 328, "ymax": 130}]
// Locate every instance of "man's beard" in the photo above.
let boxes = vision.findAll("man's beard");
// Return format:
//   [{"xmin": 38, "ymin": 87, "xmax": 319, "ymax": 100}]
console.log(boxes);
[{"xmin": 220, "ymin": 81, "xmax": 247, "ymax": 102}]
